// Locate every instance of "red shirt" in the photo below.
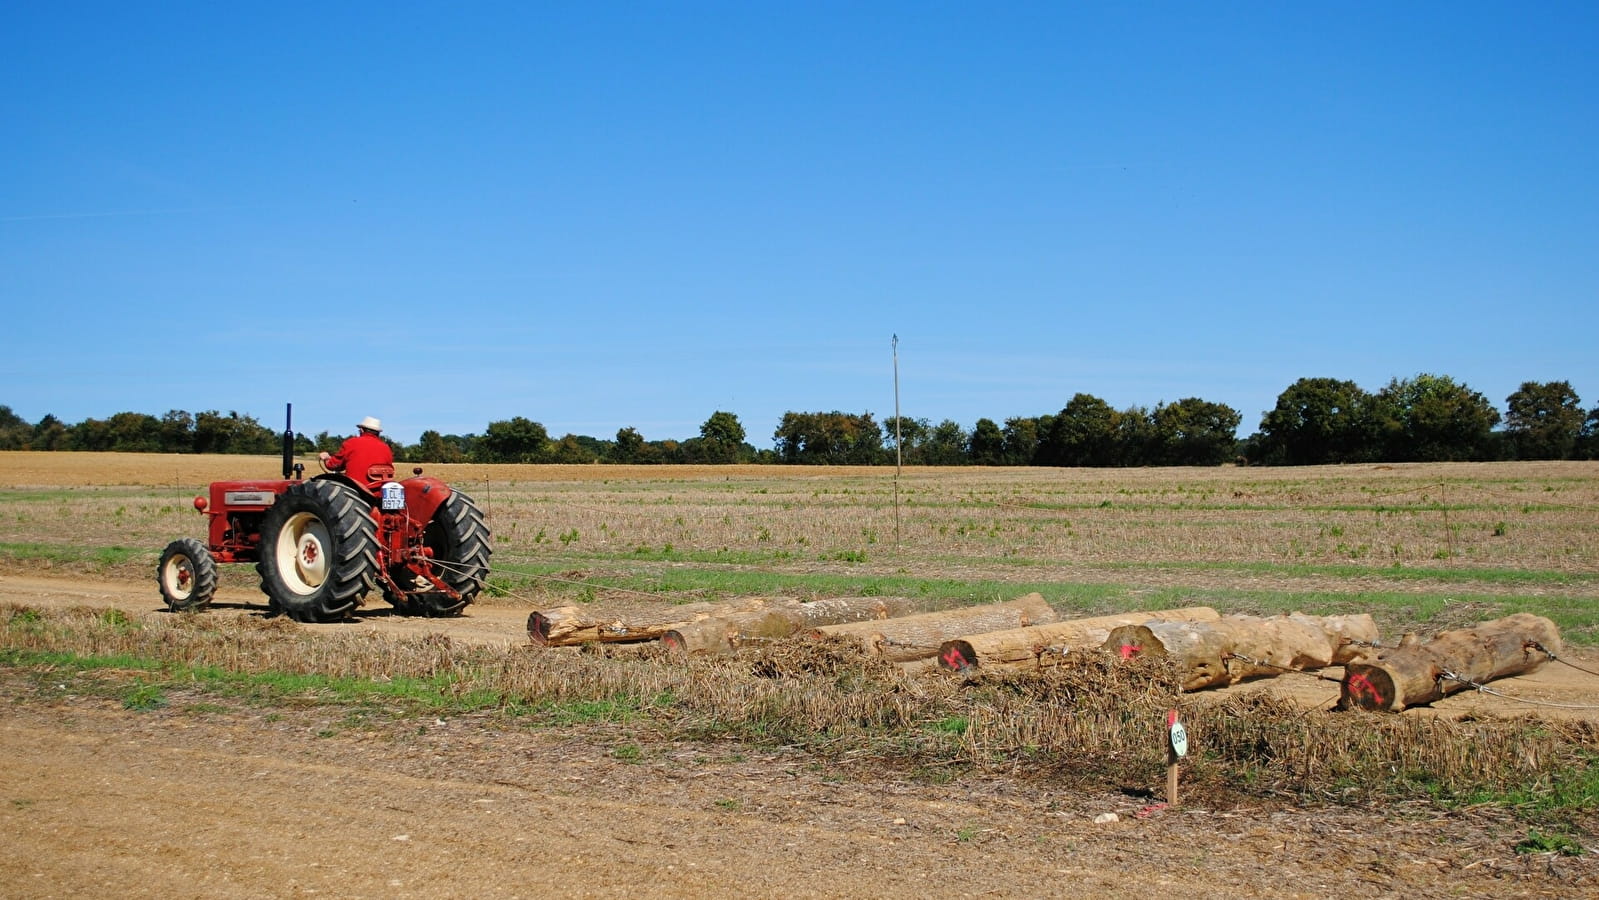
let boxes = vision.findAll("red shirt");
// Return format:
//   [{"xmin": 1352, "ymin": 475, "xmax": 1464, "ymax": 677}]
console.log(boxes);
[{"xmin": 325, "ymin": 432, "xmax": 394, "ymax": 489}]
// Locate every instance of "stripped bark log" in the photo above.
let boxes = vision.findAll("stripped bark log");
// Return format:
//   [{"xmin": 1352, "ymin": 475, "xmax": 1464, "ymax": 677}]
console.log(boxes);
[
  {"xmin": 936, "ymin": 607, "xmax": 1222, "ymax": 673},
  {"xmin": 1338, "ymin": 613, "xmax": 1561, "ymax": 712},
  {"xmin": 1103, "ymin": 613, "xmax": 1379, "ymax": 691},
  {"xmin": 812, "ymin": 593, "xmax": 1060, "ymax": 663},
  {"xmin": 527, "ymin": 597, "xmax": 790, "ymax": 646},
  {"xmin": 661, "ymin": 595, "xmax": 924, "ymax": 655}
]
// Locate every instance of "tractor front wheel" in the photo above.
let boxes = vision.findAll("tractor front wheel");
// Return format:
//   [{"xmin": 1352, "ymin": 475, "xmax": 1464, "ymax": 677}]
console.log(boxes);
[
  {"xmin": 256, "ymin": 479, "xmax": 378, "ymax": 622},
  {"xmin": 157, "ymin": 538, "xmax": 217, "ymax": 612}
]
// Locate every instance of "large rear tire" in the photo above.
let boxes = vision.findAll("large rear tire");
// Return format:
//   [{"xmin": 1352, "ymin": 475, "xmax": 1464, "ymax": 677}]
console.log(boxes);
[
  {"xmin": 157, "ymin": 538, "xmax": 217, "ymax": 612},
  {"xmin": 388, "ymin": 490, "xmax": 492, "ymax": 617},
  {"xmin": 256, "ymin": 479, "xmax": 377, "ymax": 622}
]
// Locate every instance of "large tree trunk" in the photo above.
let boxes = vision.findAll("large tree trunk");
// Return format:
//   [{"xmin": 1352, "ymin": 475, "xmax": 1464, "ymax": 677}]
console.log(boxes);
[
  {"xmin": 527, "ymin": 597, "xmax": 789, "ymax": 646},
  {"xmin": 811, "ymin": 593, "xmax": 1060, "ymax": 663},
  {"xmin": 661, "ymin": 595, "xmax": 924, "ymax": 655},
  {"xmin": 937, "ymin": 607, "xmax": 1221, "ymax": 673},
  {"xmin": 1339, "ymin": 613, "xmax": 1561, "ymax": 712},
  {"xmin": 1103, "ymin": 613, "xmax": 1379, "ymax": 691}
]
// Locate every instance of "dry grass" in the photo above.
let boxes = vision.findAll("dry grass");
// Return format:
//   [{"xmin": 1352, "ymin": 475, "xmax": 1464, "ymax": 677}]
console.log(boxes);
[{"xmin": 6, "ymin": 602, "xmax": 1595, "ymax": 813}]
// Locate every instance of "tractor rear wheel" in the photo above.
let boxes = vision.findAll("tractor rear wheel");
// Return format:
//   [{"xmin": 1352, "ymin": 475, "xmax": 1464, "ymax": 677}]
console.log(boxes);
[
  {"xmin": 157, "ymin": 538, "xmax": 217, "ymax": 612},
  {"xmin": 387, "ymin": 489, "xmax": 493, "ymax": 617},
  {"xmin": 256, "ymin": 479, "xmax": 377, "ymax": 622}
]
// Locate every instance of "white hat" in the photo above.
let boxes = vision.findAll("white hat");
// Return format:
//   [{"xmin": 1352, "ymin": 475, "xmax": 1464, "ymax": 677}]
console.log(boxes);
[{"xmin": 358, "ymin": 416, "xmax": 383, "ymax": 433}]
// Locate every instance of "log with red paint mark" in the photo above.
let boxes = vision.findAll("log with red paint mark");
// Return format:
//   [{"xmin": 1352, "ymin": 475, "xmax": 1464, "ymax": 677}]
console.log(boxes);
[
  {"xmin": 936, "ymin": 607, "xmax": 1222, "ymax": 673},
  {"xmin": 1103, "ymin": 613, "xmax": 1378, "ymax": 691},
  {"xmin": 1338, "ymin": 613, "xmax": 1560, "ymax": 712}
]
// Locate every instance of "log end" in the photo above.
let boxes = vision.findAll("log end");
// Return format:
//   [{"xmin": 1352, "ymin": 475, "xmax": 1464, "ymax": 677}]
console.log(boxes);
[
  {"xmin": 527, "ymin": 611, "xmax": 550, "ymax": 646},
  {"xmin": 661, "ymin": 630, "xmax": 687, "ymax": 655},
  {"xmin": 1103, "ymin": 624, "xmax": 1163, "ymax": 661},
  {"xmin": 937, "ymin": 640, "xmax": 978, "ymax": 672},
  {"xmin": 1340, "ymin": 663, "xmax": 1401, "ymax": 712}
]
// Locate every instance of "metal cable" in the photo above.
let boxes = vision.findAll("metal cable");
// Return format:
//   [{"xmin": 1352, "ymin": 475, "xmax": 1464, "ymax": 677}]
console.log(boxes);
[
  {"xmin": 1437, "ymin": 670, "xmax": 1599, "ymax": 711},
  {"xmin": 1527, "ymin": 642, "xmax": 1599, "ymax": 680}
]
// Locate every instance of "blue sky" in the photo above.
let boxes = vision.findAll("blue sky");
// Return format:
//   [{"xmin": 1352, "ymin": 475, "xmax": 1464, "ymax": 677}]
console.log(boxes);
[{"xmin": 4, "ymin": 2, "xmax": 1595, "ymax": 446}]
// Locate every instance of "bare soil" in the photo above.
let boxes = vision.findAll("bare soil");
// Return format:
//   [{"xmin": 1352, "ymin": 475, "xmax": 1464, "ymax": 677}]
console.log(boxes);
[{"xmin": 3, "ymin": 573, "xmax": 1598, "ymax": 898}]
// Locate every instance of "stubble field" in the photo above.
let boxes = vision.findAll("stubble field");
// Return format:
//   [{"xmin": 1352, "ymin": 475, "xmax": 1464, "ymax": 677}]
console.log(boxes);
[
  {"xmin": 3, "ymin": 453, "xmax": 1596, "ymax": 638},
  {"xmin": 2, "ymin": 453, "xmax": 1598, "ymax": 897}
]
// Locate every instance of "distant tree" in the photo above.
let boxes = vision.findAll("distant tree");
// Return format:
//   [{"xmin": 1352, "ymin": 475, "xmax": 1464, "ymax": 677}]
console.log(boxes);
[
  {"xmin": 1504, "ymin": 381, "xmax": 1584, "ymax": 460},
  {"xmin": 68, "ymin": 417, "xmax": 113, "ymax": 451},
  {"xmin": 773, "ymin": 411, "xmax": 884, "ymax": 465},
  {"xmin": 550, "ymin": 433, "xmax": 598, "ymax": 464},
  {"xmin": 571, "ymin": 433, "xmax": 611, "ymax": 460},
  {"xmin": 1112, "ymin": 405, "xmax": 1157, "ymax": 466},
  {"xmin": 159, "ymin": 410, "xmax": 195, "ymax": 453},
  {"xmin": 478, "ymin": 417, "xmax": 552, "ymax": 463},
  {"xmin": 192, "ymin": 410, "xmax": 276, "ymax": 454},
  {"xmin": 698, "ymin": 411, "xmax": 747, "ymax": 463},
  {"xmin": 1149, "ymin": 398, "xmax": 1241, "ymax": 466},
  {"xmin": 1376, "ymin": 374, "xmax": 1500, "ymax": 461},
  {"xmin": 1255, "ymin": 377, "xmax": 1380, "ymax": 465},
  {"xmin": 413, "ymin": 429, "xmax": 466, "ymax": 463},
  {"xmin": 0, "ymin": 405, "xmax": 30, "ymax": 449},
  {"xmin": 647, "ymin": 439, "xmax": 681, "ymax": 463},
  {"xmin": 882, "ymin": 416, "xmax": 930, "ymax": 464},
  {"xmin": 923, "ymin": 419, "xmax": 970, "ymax": 466},
  {"xmin": 1001, "ymin": 416, "xmax": 1044, "ymax": 465},
  {"xmin": 969, "ymin": 418, "xmax": 1005, "ymax": 465},
  {"xmin": 1043, "ymin": 393, "xmax": 1117, "ymax": 466},
  {"xmin": 33, "ymin": 414, "xmax": 68, "ymax": 450},
  {"xmin": 1580, "ymin": 406, "xmax": 1599, "ymax": 460},
  {"xmin": 612, "ymin": 427, "xmax": 645, "ymax": 463},
  {"xmin": 106, "ymin": 411, "xmax": 162, "ymax": 452}
]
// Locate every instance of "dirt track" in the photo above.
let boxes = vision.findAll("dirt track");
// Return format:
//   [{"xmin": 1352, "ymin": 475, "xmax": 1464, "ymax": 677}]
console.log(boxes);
[{"xmin": 3, "ymin": 574, "xmax": 1598, "ymax": 898}]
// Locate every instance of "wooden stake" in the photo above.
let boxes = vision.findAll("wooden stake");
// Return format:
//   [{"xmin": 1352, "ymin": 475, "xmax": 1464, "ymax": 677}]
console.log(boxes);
[{"xmin": 1166, "ymin": 708, "xmax": 1187, "ymax": 806}]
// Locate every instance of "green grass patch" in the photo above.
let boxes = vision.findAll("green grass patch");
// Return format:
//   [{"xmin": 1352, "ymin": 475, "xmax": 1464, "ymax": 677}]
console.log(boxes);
[
  {"xmin": 0, "ymin": 542, "xmax": 148, "ymax": 567},
  {"xmin": 122, "ymin": 681, "xmax": 167, "ymax": 710},
  {"xmin": 1516, "ymin": 829, "xmax": 1586, "ymax": 856}
]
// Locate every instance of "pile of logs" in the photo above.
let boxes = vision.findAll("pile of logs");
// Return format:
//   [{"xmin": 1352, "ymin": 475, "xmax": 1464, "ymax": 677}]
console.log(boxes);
[{"xmin": 525, "ymin": 594, "xmax": 1561, "ymax": 711}]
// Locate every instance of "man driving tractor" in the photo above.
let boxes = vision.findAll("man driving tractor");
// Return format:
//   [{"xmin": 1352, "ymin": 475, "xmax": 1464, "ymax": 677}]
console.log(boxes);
[{"xmin": 319, "ymin": 416, "xmax": 394, "ymax": 491}]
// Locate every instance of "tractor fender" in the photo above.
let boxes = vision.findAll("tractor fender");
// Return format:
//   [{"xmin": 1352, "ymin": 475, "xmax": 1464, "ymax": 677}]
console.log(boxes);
[{"xmin": 400, "ymin": 476, "xmax": 453, "ymax": 524}]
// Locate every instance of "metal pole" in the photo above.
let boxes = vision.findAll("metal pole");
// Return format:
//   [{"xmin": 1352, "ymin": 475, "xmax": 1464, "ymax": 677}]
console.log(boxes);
[{"xmin": 893, "ymin": 335, "xmax": 902, "ymax": 549}]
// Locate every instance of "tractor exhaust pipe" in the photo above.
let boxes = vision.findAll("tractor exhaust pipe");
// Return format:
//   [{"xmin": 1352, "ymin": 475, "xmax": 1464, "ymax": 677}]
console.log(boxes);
[{"xmin": 281, "ymin": 403, "xmax": 295, "ymax": 479}]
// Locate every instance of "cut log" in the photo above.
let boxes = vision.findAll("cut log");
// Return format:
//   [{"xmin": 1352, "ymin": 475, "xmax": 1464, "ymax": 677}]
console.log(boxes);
[
  {"xmin": 527, "ymin": 596, "xmax": 790, "ymax": 646},
  {"xmin": 661, "ymin": 595, "xmax": 924, "ymax": 655},
  {"xmin": 1339, "ymin": 613, "xmax": 1561, "ymax": 712},
  {"xmin": 812, "ymin": 593, "xmax": 1060, "ymax": 663},
  {"xmin": 1103, "ymin": 613, "xmax": 1380, "ymax": 691},
  {"xmin": 937, "ymin": 607, "xmax": 1221, "ymax": 673}
]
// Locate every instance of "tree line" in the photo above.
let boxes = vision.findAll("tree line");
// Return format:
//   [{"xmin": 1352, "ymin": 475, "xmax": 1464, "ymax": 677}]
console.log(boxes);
[{"xmin": 2, "ymin": 375, "xmax": 1594, "ymax": 467}]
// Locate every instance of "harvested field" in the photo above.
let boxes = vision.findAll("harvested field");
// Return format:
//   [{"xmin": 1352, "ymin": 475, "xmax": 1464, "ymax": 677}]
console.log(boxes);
[{"xmin": 1, "ymin": 453, "xmax": 1597, "ymax": 896}]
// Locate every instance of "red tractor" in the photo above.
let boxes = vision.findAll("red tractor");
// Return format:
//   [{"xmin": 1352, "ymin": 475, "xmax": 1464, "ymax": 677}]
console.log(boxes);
[{"xmin": 155, "ymin": 406, "xmax": 492, "ymax": 622}]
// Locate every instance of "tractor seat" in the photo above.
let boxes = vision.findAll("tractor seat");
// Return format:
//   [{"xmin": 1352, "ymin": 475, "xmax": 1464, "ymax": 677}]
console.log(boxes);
[{"xmin": 364, "ymin": 463, "xmax": 396, "ymax": 492}]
